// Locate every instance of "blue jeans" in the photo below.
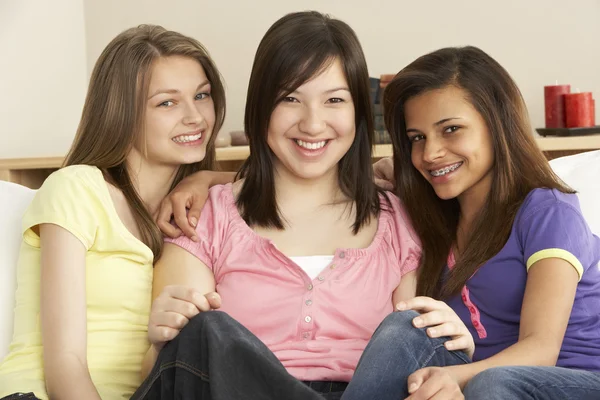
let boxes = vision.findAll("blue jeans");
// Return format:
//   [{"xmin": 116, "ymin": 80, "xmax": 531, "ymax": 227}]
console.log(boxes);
[
  {"xmin": 464, "ymin": 366, "xmax": 600, "ymax": 399},
  {"xmin": 132, "ymin": 310, "xmax": 459, "ymax": 400},
  {"xmin": 341, "ymin": 310, "xmax": 470, "ymax": 399},
  {"xmin": 343, "ymin": 310, "xmax": 600, "ymax": 399}
]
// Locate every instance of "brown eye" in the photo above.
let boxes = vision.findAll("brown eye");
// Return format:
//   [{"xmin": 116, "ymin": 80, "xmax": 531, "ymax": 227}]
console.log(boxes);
[{"xmin": 444, "ymin": 126, "xmax": 460, "ymax": 134}]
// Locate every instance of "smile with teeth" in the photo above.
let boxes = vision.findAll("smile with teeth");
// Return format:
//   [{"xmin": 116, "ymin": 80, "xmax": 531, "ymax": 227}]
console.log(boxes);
[
  {"xmin": 294, "ymin": 139, "xmax": 328, "ymax": 150},
  {"xmin": 173, "ymin": 132, "xmax": 202, "ymax": 143},
  {"xmin": 430, "ymin": 162, "xmax": 463, "ymax": 177}
]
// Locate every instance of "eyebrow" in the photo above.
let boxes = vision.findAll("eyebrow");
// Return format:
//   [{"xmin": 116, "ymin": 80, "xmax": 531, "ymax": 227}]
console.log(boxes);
[
  {"xmin": 291, "ymin": 86, "xmax": 351, "ymax": 95},
  {"xmin": 406, "ymin": 117, "xmax": 463, "ymax": 134},
  {"xmin": 148, "ymin": 80, "xmax": 210, "ymax": 99}
]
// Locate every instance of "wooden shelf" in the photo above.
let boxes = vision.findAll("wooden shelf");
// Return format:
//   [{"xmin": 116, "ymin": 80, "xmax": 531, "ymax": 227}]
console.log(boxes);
[{"xmin": 1, "ymin": 136, "xmax": 599, "ymax": 189}]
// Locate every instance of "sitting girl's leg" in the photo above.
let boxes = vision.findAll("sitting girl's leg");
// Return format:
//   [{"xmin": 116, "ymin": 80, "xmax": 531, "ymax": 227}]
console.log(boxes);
[
  {"xmin": 132, "ymin": 311, "xmax": 323, "ymax": 400},
  {"xmin": 341, "ymin": 311, "xmax": 470, "ymax": 400},
  {"xmin": 464, "ymin": 366, "xmax": 600, "ymax": 400}
]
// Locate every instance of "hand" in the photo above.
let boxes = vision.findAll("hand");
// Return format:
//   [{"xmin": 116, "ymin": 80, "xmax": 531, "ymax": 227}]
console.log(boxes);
[
  {"xmin": 148, "ymin": 285, "xmax": 221, "ymax": 350},
  {"xmin": 397, "ymin": 296, "xmax": 475, "ymax": 359},
  {"xmin": 373, "ymin": 157, "xmax": 395, "ymax": 190},
  {"xmin": 156, "ymin": 172, "xmax": 212, "ymax": 241},
  {"xmin": 406, "ymin": 367, "xmax": 463, "ymax": 400}
]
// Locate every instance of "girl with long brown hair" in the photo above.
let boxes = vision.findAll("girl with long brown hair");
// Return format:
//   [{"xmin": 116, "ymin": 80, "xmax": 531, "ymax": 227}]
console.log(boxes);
[
  {"xmin": 0, "ymin": 24, "xmax": 225, "ymax": 399},
  {"xmin": 371, "ymin": 46, "xmax": 600, "ymax": 399},
  {"xmin": 132, "ymin": 11, "xmax": 475, "ymax": 400}
]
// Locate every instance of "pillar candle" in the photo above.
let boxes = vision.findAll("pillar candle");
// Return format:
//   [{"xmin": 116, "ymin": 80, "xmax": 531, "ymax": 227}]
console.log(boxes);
[
  {"xmin": 544, "ymin": 85, "xmax": 570, "ymax": 128},
  {"xmin": 565, "ymin": 92, "xmax": 594, "ymax": 128}
]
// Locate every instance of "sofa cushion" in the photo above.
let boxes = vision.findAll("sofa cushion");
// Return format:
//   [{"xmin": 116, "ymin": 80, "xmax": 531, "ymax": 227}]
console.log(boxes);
[
  {"xmin": 0, "ymin": 181, "xmax": 35, "ymax": 361},
  {"xmin": 550, "ymin": 150, "xmax": 600, "ymax": 236}
]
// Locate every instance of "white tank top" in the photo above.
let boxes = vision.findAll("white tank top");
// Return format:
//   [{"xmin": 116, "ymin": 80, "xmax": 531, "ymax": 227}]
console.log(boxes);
[{"xmin": 289, "ymin": 255, "xmax": 335, "ymax": 280}]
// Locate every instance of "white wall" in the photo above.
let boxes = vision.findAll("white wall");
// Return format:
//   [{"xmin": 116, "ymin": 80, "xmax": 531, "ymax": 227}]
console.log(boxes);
[
  {"xmin": 2, "ymin": 0, "xmax": 599, "ymax": 157},
  {"xmin": 0, "ymin": 0, "xmax": 88, "ymax": 158}
]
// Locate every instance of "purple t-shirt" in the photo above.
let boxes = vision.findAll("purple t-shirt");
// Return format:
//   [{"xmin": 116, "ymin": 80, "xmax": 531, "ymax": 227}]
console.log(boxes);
[{"xmin": 446, "ymin": 188, "xmax": 600, "ymax": 371}]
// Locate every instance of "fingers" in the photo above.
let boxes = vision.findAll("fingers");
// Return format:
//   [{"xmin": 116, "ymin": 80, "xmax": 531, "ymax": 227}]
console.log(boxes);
[
  {"xmin": 156, "ymin": 200, "xmax": 182, "ymax": 239},
  {"xmin": 205, "ymin": 291, "xmax": 222, "ymax": 309},
  {"xmin": 162, "ymin": 285, "xmax": 213, "ymax": 312},
  {"xmin": 152, "ymin": 310, "xmax": 192, "ymax": 330},
  {"xmin": 396, "ymin": 296, "xmax": 447, "ymax": 313},
  {"xmin": 406, "ymin": 368, "xmax": 463, "ymax": 400},
  {"xmin": 154, "ymin": 296, "xmax": 201, "ymax": 319},
  {"xmin": 171, "ymin": 193, "xmax": 198, "ymax": 242},
  {"xmin": 149, "ymin": 325, "xmax": 180, "ymax": 344},
  {"xmin": 375, "ymin": 178, "xmax": 395, "ymax": 191},
  {"xmin": 443, "ymin": 336, "xmax": 473, "ymax": 355},
  {"xmin": 412, "ymin": 310, "xmax": 449, "ymax": 329},
  {"xmin": 407, "ymin": 368, "xmax": 430, "ymax": 394},
  {"xmin": 187, "ymin": 193, "xmax": 209, "ymax": 231},
  {"xmin": 373, "ymin": 157, "xmax": 395, "ymax": 182}
]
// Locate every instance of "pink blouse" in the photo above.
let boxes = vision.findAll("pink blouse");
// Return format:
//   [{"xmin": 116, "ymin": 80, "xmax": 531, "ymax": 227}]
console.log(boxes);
[{"xmin": 167, "ymin": 184, "xmax": 421, "ymax": 382}]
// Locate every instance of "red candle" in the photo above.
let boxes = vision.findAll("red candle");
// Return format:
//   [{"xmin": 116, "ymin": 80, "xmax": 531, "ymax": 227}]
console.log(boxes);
[
  {"xmin": 565, "ymin": 92, "xmax": 594, "ymax": 128},
  {"xmin": 591, "ymin": 98, "xmax": 596, "ymax": 126},
  {"xmin": 544, "ymin": 84, "xmax": 570, "ymax": 128}
]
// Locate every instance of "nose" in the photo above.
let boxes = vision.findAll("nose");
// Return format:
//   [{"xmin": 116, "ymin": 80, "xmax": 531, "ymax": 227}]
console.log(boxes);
[
  {"xmin": 298, "ymin": 106, "xmax": 326, "ymax": 136},
  {"xmin": 422, "ymin": 136, "xmax": 445, "ymax": 163},
  {"xmin": 182, "ymin": 100, "xmax": 205, "ymax": 126}
]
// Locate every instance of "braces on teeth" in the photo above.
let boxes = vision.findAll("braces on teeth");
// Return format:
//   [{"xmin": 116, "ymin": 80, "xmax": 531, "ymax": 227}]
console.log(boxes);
[{"xmin": 431, "ymin": 163, "xmax": 461, "ymax": 177}]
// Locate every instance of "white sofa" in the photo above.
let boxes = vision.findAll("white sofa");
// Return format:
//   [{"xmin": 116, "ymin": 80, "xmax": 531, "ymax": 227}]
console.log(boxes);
[{"xmin": 1, "ymin": 150, "xmax": 600, "ymax": 362}]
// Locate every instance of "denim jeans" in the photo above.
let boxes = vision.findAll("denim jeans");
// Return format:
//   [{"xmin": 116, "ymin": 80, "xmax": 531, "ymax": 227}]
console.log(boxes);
[
  {"xmin": 0, "ymin": 394, "xmax": 41, "ymax": 400},
  {"xmin": 463, "ymin": 365, "xmax": 600, "ymax": 399},
  {"xmin": 132, "ymin": 310, "xmax": 459, "ymax": 400},
  {"xmin": 341, "ymin": 310, "xmax": 470, "ymax": 399},
  {"xmin": 131, "ymin": 311, "xmax": 324, "ymax": 400}
]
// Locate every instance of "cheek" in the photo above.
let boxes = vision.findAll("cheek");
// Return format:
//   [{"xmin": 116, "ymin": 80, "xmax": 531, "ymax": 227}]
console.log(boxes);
[{"xmin": 203, "ymin": 101, "xmax": 216, "ymax": 125}]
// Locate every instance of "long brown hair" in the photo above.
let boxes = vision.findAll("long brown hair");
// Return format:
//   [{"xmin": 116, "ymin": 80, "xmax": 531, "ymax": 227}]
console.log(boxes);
[
  {"xmin": 64, "ymin": 24, "xmax": 226, "ymax": 259},
  {"xmin": 237, "ymin": 11, "xmax": 381, "ymax": 233},
  {"xmin": 383, "ymin": 46, "xmax": 573, "ymax": 298}
]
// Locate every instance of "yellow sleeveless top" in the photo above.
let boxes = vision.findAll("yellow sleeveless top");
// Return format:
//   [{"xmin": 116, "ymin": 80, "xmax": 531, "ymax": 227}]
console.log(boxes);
[{"xmin": 0, "ymin": 165, "xmax": 153, "ymax": 399}]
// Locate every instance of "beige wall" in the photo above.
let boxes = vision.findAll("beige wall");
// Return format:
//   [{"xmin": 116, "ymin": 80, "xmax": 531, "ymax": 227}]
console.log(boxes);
[
  {"xmin": 0, "ymin": 0, "xmax": 88, "ymax": 158},
  {"xmin": 2, "ymin": 0, "xmax": 599, "ymax": 157}
]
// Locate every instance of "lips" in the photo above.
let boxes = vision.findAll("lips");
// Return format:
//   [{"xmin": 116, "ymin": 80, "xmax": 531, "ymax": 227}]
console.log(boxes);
[
  {"xmin": 429, "ymin": 162, "xmax": 463, "ymax": 177},
  {"xmin": 293, "ymin": 139, "xmax": 329, "ymax": 150},
  {"xmin": 172, "ymin": 130, "xmax": 203, "ymax": 143}
]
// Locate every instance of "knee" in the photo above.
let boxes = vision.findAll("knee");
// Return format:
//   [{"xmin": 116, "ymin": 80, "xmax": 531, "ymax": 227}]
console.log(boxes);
[
  {"xmin": 181, "ymin": 310, "xmax": 235, "ymax": 335},
  {"xmin": 464, "ymin": 367, "xmax": 521, "ymax": 398},
  {"xmin": 372, "ymin": 311, "xmax": 421, "ymax": 343}
]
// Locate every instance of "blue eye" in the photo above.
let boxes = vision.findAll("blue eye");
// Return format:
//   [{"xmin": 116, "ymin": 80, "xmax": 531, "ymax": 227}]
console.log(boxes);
[
  {"xmin": 158, "ymin": 100, "xmax": 174, "ymax": 107},
  {"xmin": 196, "ymin": 92, "xmax": 210, "ymax": 100}
]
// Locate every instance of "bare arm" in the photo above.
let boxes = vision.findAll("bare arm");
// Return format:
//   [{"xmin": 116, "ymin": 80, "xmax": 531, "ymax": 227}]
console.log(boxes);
[
  {"xmin": 157, "ymin": 171, "xmax": 236, "ymax": 240},
  {"xmin": 141, "ymin": 243, "xmax": 220, "ymax": 379},
  {"xmin": 392, "ymin": 270, "xmax": 417, "ymax": 305},
  {"xmin": 446, "ymin": 257, "xmax": 578, "ymax": 387},
  {"xmin": 40, "ymin": 224, "xmax": 101, "ymax": 400}
]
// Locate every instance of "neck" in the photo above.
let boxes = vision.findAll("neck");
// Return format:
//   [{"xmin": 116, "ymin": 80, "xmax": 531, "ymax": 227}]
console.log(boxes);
[
  {"xmin": 273, "ymin": 161, "xmax": 347, "ymax": 213},
  {"xmin": 126, "ymin": 151, "xmax": 179, "ymax": 217}
]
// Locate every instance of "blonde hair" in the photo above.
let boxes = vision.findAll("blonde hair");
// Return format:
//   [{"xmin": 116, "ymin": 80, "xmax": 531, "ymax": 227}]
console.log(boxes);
[{"xmin": 65, "ymin": 24, "xmax": 226, "ymax": 259}]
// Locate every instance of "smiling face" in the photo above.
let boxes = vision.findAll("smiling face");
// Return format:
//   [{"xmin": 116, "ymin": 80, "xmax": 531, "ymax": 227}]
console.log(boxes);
[
  {"xmin": 404, "ymin": 85, "xmax": 494, "ymax": 204},
  {"xmin": 131, "ymin": 55, "xmax": 216, "ymax": 168},
  {"xmin": 266, "ymin": 58, "xmax": 356, "ymax": 182}
]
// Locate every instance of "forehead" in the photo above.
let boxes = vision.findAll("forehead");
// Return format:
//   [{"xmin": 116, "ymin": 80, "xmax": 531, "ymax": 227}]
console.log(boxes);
[
  {"xmin": 404, "ymin": 86, "xmax": 476, "ymax": 121},
  {"xmin": 148, "ymin": 55, "xmax": 207, "ymax": 89},
  {"xmin": 295, "ymin": 58, "xmax": 348, "ymax": 91}
]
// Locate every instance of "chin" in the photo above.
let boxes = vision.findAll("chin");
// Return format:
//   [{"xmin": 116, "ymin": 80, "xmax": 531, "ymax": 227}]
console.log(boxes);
[
  {"xmin": 432, "ymin": 187, "xmax": 460, "ymax": 201},
  {"xmin": 290, "ymin": 165, "xmax": 336, "ymax": 181}
]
